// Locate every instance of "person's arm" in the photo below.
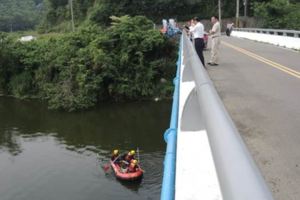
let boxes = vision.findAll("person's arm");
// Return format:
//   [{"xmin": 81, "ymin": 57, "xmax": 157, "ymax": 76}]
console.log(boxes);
[
  {"xmin": 200, "ymin": 24, "xmax": 204, "ymax": 35},
  {"xmin": 184, "ymin": 25, "xmax": 190, "ymax": 35},
  {"xmin": 209, "ymin": 24, "xmax": 217, "ymax": 35},
  {"xmin": 121, "ymin": 153, "xmax": 127, "ymax": 160},
  {"xmin": 189, "ymin": 25, "xmax": 196, "ymax": 33}
]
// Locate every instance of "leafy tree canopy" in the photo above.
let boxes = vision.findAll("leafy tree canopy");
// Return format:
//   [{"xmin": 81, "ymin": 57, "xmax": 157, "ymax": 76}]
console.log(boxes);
[
  {"xmin": 254, "ymin": 0, "xmax": 300, "ymax": 30},
  {"xmin": 0, "ymin": 0, "xmax": 43, "ymax": 31},
  {"xmin": 0, "ymin": 16, "xmax": 176, "ymax": 111}
]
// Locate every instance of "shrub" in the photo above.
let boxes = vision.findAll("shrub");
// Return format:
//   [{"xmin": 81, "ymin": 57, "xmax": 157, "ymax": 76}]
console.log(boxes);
[
  {"xmin": 0, "ymin": 16, "xmax": 177, "ymax": 111},
  {"xmin": 254, "ymin": 0, "xmax": 300, "ymax": 30}
]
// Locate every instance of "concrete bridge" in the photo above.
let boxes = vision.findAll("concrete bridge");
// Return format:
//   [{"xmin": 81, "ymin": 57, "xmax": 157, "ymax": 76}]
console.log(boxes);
[{"xmin": 161, "ymin": 29, "xmax": 300, "ymax": 200}]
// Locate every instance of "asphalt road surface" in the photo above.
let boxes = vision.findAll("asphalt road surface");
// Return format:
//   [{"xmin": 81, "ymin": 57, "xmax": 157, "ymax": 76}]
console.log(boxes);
[{"xmin": 204, "ymin": 36, "xmax": 300, "ymax": 200}]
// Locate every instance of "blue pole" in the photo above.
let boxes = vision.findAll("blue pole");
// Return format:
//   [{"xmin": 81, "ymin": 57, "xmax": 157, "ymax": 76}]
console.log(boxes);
[{"xmin": 160, "ymin": 35, "xmax": 182, "ymax": 200}]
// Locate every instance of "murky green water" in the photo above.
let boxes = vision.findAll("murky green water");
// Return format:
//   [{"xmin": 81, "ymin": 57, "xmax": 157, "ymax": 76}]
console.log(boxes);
[{"xmin": 0, "ymin": 97, "xmax": 171, "ymax": 200}]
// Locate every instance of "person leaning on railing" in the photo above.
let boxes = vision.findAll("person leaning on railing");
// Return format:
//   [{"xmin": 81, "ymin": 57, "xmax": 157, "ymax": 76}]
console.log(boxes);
[{"xmin": 208, "ymin": 16, "xmax": 221, "ymax": 66}]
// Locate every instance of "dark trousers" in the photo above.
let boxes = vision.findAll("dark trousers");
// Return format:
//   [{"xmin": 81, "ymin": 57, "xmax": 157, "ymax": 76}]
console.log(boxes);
[
  {"xmin": 226, "ymin": 28, "xmax": 231, "ymax": 36},
  {"xmin": 194, "ymin": 38, "xmax": 205, "ymax": 66}
]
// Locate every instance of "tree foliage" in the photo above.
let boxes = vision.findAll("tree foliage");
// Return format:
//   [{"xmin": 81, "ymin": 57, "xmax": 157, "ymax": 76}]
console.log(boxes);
[
  {"xmin": 0, "ymin": 0, "xmax": 43, "ymax": 32},
  {"xmin": 254, "ymin": 0, "xmax": 300, "ymax": 29},
  {"xmin": 0, "ymin": 16, "xmax": 176, "ymax": 111},
  {"xmin": 2, "ymin": 0, "xmax": 300, "ymax": 32},
  {"xmin": 44, "ymin": 0, "xmax": 238, "ymax": 30},
  {"xmin": 44, "ymin": 0, "xmax": 92, "ymax": 28}
]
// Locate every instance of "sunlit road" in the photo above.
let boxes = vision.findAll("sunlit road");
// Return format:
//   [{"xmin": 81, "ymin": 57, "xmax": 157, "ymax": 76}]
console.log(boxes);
[{"xmin": 205, "ymin": 36, "xmax": 300, "ymax": 200}]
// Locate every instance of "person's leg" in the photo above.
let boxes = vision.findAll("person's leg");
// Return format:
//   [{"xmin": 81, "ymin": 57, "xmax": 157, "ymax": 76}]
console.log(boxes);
[
  {"xmin": 226, "ymin": 29, "xmax": 230, "ymax": 36},
  {"xmin": 210, "ymin": 38, "xmax": 216, "ymax": 64},
  {"xmin": 199, "ymin": 38, "xmax": 205, "ymax": 66},
  {"xmin": 194, "ymin": 38, "xmax": 200, "ymax": 56},
  {"xmin": 214, "ymin": 38, "xmax": 220, "ymax": 64},
  {"xmin": 194, "ymin": 38, "xmax": 205, "ymax": 66}
]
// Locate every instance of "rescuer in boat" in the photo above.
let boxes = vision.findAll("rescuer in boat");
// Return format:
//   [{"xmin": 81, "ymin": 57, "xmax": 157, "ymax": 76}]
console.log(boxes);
[
  {"xmin": 122, "ymin": 150, "xmax": 136, "ymax": 163},
  {"xmin": 117, "ymin": 150, "xmax": 136, "ymax": 173},
  {"xmin": 111, "ymin": 149, "xmax": 120, "ymax": 163},
  {"xmin": 128, "ymin": 159, "xmax": 138, "ymax": 173},
  {"xmin": 119, "ymin": 160, "xmax": 128, "ymax": 173}
]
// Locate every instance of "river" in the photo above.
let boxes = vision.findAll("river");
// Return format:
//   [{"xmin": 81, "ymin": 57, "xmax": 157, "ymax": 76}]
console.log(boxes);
[{"xmin": 0, "ymin": 97, "xmax": 171, "ymax": 200}]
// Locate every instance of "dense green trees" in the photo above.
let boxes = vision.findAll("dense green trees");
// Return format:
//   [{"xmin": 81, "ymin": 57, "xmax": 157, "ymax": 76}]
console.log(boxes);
[
  {"xmin": 42, "ymin": 0, "xmax": 300, "ymax": 32},
  {"xmin": 254, "ymin": 0, "xmax": 300, "ymax": 30},
  {"xmin": 43, "ymin": 0, "xmax": 238, "ymax": 31},
  {"xmin": 0, "ymin": 0, "xmax": 43, "ymax": 32},
  {"xmin": 44, "ymin": 0, "xmax": 92, "ymax": 27},
  {"xmin": 2, "ymin": 0, "xmax": 300, "ymax": 32},
  {"xmin": 88, "ymin": 0, "xmax": 222, "ymax": 23},
  {"xmin": 2, "ymin": 0, "xmax": 300, "ymax": 111},
  {"xmin": 0, "ymin": 16, "xmax": 176, "ymax": 111}
]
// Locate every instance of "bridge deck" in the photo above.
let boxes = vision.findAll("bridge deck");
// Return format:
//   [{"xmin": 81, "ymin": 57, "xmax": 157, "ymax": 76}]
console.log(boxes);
[{"xmin": 205, "ymin": 36, "xmax": 300, "ymax": 200}]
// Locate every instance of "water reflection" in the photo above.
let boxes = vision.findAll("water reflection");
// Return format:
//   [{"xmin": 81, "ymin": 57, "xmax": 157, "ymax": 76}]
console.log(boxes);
[
  {"xmin": 0, "ymin": 97, "xmax": 171, "ymax": 200},
  {"xmin": 118, "ymin": 177, "xmax": 143, "ymax": 192},
  {"xmin": 0, "ymin": 97, "xmax": 169, "ymax": 153},
  {"xmin": 0, "ymin": 128, "xmax": 22, "ymax": 156}
]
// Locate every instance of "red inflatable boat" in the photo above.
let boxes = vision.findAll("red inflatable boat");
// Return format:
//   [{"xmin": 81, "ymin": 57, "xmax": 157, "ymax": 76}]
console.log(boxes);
[{"xmin": 110, "ymin": 160, "xmax": 144, "ymax": 181}]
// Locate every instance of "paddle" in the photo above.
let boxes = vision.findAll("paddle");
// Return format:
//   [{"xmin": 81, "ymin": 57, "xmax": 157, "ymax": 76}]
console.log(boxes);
[
  {"xmin": 136, "ymin": 147, "xmax": 144, "ymax": 172},
  {"xmin": 137, "ymin": 147, "xmax": 140, "ymax": 163},
  {"xmin": 103, "ymin": 154, "xmax": 121, "ymax": 172}
]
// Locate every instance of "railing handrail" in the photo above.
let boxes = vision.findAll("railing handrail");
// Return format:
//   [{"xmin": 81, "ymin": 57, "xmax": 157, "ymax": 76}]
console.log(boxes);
[
  {"xmin": 181, "ymin": 31, "xmax": 274, "ymax": 200},
  {"xmin": 160, "ymin": 36, "xmax": 182, "ymax": 200},
  {"xmin": 161, "ymin": 31, "xmax": 274, "ymax": 200},
  {"xmin": 233, "ymin": 27, "xmax": 300, "ymax": 37}
]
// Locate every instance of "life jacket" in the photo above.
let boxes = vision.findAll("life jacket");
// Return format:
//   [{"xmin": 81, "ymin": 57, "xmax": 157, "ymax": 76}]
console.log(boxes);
[{"xmin": 128, "ymin": 163, "xmax": 137, "ymax": 173}]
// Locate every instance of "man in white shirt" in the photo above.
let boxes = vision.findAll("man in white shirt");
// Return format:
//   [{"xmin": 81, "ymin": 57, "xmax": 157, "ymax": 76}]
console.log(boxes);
[
  {"xmin": 208, "ymin": 16, "xmax": 221, "ymax": 66},
  {"xmin": 189, "ymin": 17, "xmax": 205, "ymax": 67}
]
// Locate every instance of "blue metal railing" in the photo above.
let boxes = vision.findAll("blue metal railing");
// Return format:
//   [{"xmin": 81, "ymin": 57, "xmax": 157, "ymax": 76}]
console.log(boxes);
[{"xmin": 160, "ymin": 35, "xmax": 182, "ymax": 200}]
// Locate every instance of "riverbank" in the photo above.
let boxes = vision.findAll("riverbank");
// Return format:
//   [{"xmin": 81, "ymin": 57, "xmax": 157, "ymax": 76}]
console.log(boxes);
[{"xmin": 0, "ymin": 16, "xmax": 177, "ymax": 111}]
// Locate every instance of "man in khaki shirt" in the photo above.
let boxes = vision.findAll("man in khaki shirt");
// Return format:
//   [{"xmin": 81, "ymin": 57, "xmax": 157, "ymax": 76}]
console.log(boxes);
[{"xmin": 208, "ymin": 16, "xmax": 221, "ymax": 66}]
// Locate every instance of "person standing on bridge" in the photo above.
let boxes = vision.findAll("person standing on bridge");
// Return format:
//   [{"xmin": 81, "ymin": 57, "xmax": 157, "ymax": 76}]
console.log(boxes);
[
  {"xmin": 208, "ymin": 16, "xmax": 221, "ymax": 66},
  {"xmin": 226, "ymin": 22, "xmax": 234, "ymax": 36},
  {"xmin": 189, "ymin": 17, "xmax": 205, "ymax": 67}
]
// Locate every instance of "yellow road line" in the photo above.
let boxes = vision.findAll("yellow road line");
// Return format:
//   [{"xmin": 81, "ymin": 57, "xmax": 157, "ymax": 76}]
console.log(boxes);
[
  {"xmin": 224, "ymin": 42, "xmax": 300, "ymax": 76},
  {"xmin": 222, "ymin": 41, "xmax": 300, "ymax": 79}
]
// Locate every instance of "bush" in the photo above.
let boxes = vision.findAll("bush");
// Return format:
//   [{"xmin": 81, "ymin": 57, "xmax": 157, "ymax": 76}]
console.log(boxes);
[
  {"xmin": 254, "ymin": 0, "xmax": 300, "ymax": 30},
  {"xmin": 9, "ymin": 71, "xmax": 35, "ymax": 98},
  {"xmin": 0, "ymin": 16, "xmax": 177, "ymax": 111},
  {"xmin": 0, "ymin": 32, "xmax": 20, "ymax": 90}
]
